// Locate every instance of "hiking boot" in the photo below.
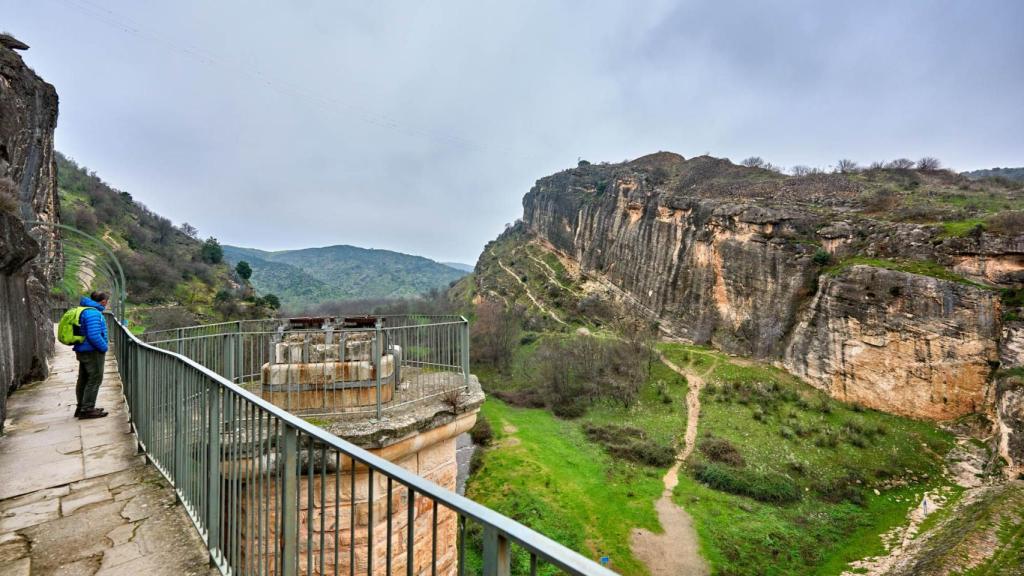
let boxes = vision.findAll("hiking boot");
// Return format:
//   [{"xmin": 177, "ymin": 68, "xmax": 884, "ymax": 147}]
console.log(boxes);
[{"xmin": 77, "ymin": 408, "xmax": 108, "ymax": 419}]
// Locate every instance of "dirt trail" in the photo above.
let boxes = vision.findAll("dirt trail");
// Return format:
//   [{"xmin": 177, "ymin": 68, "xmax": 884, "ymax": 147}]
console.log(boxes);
[
  {"xmin": 523, "ymin": 250, "xmax": 569, "ymax": 291},
  {"xmin": 497, "ymin": 260, "xmax": 567, "ymax": 325},
  {"xmin": 630, "ymin": 354, "xmax": 711, "ymax": 576}
]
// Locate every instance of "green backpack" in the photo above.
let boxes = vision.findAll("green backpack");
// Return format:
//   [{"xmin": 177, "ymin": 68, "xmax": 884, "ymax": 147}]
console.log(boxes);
[{"xmin": 57, "ymin": 307, "xmax": 87, "ymax": 346}]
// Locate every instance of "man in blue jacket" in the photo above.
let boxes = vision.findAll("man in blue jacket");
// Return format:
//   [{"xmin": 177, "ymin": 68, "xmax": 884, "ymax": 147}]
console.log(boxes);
[{"xmin": 74, "ymin": 291, "xmax": 110, "ymax": 419}]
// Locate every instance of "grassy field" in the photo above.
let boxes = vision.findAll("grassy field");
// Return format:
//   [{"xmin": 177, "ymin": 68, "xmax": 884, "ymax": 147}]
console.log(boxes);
[
  {"xmin": 466, "ymin": 339, "xmax": 690, "ymax": 575},
  {"xmin": 661, "ymin": 343, "xmax": 956, "ymax": 575},
  {"xmin": 466, "ymin": 399, "xmax": 667, "ymax": 575},
  {"xmin": 467, "ymin": 338, "xmax": 960, "ymax": 576}
]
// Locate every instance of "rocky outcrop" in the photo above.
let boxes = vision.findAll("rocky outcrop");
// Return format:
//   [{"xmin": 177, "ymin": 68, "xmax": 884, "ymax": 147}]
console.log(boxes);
[
  {"xmin": 783, "ymin": 266, "xmax": 999, "ymax": 420},
  {"xmin": 1, "ymin": 38, "xmax": 61, "ymax": 280},
  {"xmin": 0, "ymin": 211, "xmax": 51, "ymax": 431},
  {"xmin": 511, "ymin": 153, "xmax": 1023, "ymax": 429},
  {"xmin": 523, "ymin": 156, "xmax": 821, "ymax": 358},
  {"xmin": 0, "ymin": 37, "xmax": 60, "ymax": 432}
]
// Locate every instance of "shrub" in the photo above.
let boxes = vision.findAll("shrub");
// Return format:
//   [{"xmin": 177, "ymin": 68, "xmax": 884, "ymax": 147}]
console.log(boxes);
[
  {"xmin": 200, "ymin": 237, "xmax": 224, "ymax": 264},
  {"xmin": 816, "ymin": 426, "xmax": 840, "ymax": 448},
  {"xmin": 693, "ymin": 462, "xmax": 800, "ymax": 503},
  {"xmin": 698, "ymin": 436, "xmax": 745, "ymax": 467},
  {"xmin": 519, "ymin": 332, "xmax": 538, "ymax": 346},
  {"xmin": 491, "ymin": 388, "xmax": 546, "ymax": 408},
  {"xmin": 469, "ymin": 415, "xmax": 494, "ymax": 446},
  {"xmin": 468, "ymin": 449, "xmax": 486, "ymax": 475},
  {"xmin": 583, "ymin": 423, "xmax": 676, "ymax": 467},
  {"xmin": 985, "ymin": 211, "xmax": 1024, "ymax": 236},
  {"xmin": 779, "ymin": 426, "xmax": 795, "ymax": 440},
  {"xmin": 815, "ymin": 472, "xmax": 867, "ymax": 505},
  {"xmin": 812, "ymin": 249, "xmax": 832, "ymax": 266},
  {"xmin": 608, "ymin": 440, "xmax": 676, "ymax": 467},
  {"xmin": 786, "ymin": 457, "xmax": 808, "ymax": 476}
]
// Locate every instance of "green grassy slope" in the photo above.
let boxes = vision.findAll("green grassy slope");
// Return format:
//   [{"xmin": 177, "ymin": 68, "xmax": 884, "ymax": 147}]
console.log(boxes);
[
  {"xmin": 661, "ymin": 343, "xmax": 954, "ymax": 575},
  {"xmin": 56, "ymin": 152, "xmax": 272, "ymax": 329},
  {"xmin": 466, "ymin": 336, "xmax": 964, "ymax": 576}
]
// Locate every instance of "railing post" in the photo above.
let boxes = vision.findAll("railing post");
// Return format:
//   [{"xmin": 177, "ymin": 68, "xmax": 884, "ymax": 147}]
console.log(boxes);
[
  {"xmin": 375, "ymin": 320, "xmax": 383, "ymax": 420},
  {"xmin": 281, "ymin": 425, "xmax": 299, "ymax": 576},
  {"xmin": 462, "ymin": 317, "xmax": 470, "ymax": 389},
  {"xmin": 483, "ymin": 526, "xmax": 511, "ymax": 576},
  {"xmin": 224, "ymin": 334, "xmax": 236, "ymax": 383},
  {"xmin": 174, "ymin": 363, "xmax": 185, "ymax": 495},
  {"xmin": 206, "ymin": 382, "xmax": 222, "ymax": 565}
]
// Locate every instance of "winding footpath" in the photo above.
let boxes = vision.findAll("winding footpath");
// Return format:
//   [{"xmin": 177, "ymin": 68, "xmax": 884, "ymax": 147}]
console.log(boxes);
[
  {"xmin": 629, "ymin": 353, "xmax": 712, "ymax": 576},
  {"xmin": 497, "ymin": 259, "xmax": 567, "ymax": 325}
]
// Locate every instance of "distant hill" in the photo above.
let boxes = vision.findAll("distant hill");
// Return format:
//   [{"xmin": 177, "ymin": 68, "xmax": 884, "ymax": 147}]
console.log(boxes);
[
  {"xmin": 962, "ymin": 167, "xmax": 1024, "ymax": 182},
  {"xmin": 223, "ymin": 244, "xmax": 469, "ymax": 309},
  {"xmin": 442, "ymin": 262, "xmax": 475, "ymax": 273}
]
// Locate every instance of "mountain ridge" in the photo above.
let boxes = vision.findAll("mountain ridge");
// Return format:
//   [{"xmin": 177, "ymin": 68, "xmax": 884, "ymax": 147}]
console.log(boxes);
[{"xmin": 223, "ymin": 243, "xmax": 468, "ymax": 309}]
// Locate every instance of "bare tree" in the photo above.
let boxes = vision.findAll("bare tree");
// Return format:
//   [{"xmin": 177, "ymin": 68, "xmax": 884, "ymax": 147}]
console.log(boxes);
[
  {"xmin": 470, "ymin": 300, "xmax": 521, "ymax": 370},
  {"xmin": 868, "ymin": 161, "xmax": 885, "ymax": 170},
  {"xmin": 179, "ymin": 222, "xmax": 198, "ymax": 238},
  {"xmin": 741, "ymin": 156, "xmax": 766, "ymax": 168},
  {"xmin": 916, "ymin": 157, "xmax": 942, "ymax": 171},
  {"xmin": 836, "ymin": 159, "xmax": 860, "ymax": 173},
  {"xmin": 791, "ymin": 165, "xmax": 812, "ymax": 177},
  {"xmin": 886, "ymin": 158, "xmax": 915, "ymax": 170}
]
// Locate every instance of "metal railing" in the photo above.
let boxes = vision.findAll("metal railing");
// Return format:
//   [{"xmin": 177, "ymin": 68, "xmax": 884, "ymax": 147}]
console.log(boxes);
[
  {"xmin": 109, "ymin": 314, "xmax": 616, "ymax": 576},
  {"xmin": 141, "ymin": 316, "xmax": 470, "ymax": 419}
]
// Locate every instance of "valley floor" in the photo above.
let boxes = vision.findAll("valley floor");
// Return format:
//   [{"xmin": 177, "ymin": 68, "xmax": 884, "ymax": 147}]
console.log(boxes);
[{"xmin": 465, "ymin": 337, "xmax": 1022, "ymax": 576}]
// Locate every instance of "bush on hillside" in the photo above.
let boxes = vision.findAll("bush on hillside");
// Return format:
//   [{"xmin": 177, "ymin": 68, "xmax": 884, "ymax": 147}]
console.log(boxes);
[
  {"xmin": 693, "ymin": 462, "xmax": 800, "ymax": 503},
  {"xmin": 986, "ymin": 211, "xmax": 1024, "ymax": 236},
  {"xmin": 491, "ymin": 388, "xmax": 546, "ymax": 409},
  {"xmin": 698, "ymin": 436, "xmax": 745, "ymax": 467},
  {"xmin": 583, "ymin": 423, "xmax": 676, "ymax": 467},
  {"xmin": 200, "ymin": 237, "xmax": 224, "ymax": 264},
  {"xmin": 469, "ymin": 415, "xmax": 494, "ymax": 447}
]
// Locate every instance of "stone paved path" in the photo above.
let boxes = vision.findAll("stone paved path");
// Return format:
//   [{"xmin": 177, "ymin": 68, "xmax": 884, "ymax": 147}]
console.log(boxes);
[{"xmin": 0, "ymin": 330, "xmax": 216, "ymax": 575}]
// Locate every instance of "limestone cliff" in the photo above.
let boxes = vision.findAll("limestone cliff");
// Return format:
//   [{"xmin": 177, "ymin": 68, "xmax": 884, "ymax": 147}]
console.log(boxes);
[
  {"xmin": 476, "ymin": 152, "xmax": 1024, "ymax": 473},
  {"xmin": 0, "ymin": 35, "xmax": 61, "ymax": 432}
]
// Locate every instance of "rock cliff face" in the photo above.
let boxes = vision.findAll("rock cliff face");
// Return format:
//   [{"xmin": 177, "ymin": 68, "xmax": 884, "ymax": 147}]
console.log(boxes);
[
  {"xmin": 0, "ymin": 36, "xmax": 61, "ymax": 280},
  {"xmin": 500, "ymin": 152, "xmax": 1024, "ymax": 470},
  {"xmin": 783, "ymin": 266, "xmax": 999, "ymax": 420},
  {"xmin": 0, "ymin": 36, "xmax": 61, "ymax": 432}
]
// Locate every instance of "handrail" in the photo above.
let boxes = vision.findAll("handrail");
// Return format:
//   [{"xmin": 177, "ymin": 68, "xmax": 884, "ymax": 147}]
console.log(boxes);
[{"xmin": 110, "ymin": 314, "xmax": 616, "ymax": 576}]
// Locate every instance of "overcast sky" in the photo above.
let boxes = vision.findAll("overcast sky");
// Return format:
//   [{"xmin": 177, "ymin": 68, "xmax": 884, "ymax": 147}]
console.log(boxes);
[{"xmin": 4, "ymin": 0, "xmax": 1022, "ymax": 264}]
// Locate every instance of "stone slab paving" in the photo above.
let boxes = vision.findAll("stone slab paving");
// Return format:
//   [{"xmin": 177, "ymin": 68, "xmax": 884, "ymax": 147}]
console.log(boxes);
[{"xmin": 0, "ymin": 330, "xmax": 217, "ymax": 576}]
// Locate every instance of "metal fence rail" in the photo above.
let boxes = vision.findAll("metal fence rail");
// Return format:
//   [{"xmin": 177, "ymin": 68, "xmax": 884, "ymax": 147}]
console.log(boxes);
[
  {"xmin": 142, "ymin": 316, "xmax": 471, "ymax": 419},
  {"xmin": 109, "ymin": 315, "xmax": 616, "ymax": 576}
]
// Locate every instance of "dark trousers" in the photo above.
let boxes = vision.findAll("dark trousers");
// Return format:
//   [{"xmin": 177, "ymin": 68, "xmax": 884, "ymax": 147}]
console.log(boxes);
[{"xmin": 75, "ymin": 351, "xmax": 105, "ymax": 410}]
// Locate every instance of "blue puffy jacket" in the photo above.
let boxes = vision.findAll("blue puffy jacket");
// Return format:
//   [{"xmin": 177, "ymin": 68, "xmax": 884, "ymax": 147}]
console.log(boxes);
[{"xmin": 73, "ymin": 296, "xmax": 109, "ymax": 353}]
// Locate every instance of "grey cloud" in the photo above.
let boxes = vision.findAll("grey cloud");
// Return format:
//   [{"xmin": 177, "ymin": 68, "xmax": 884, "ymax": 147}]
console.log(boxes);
[{"xmin": 4, "ymin": 0, "xmax": 1022, "ymax": 263}]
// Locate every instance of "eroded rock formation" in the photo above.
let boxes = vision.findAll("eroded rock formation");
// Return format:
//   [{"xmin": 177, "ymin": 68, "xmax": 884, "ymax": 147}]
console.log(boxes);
[
  {"xmin": 498, "ymin": 152, "xmax": 1024, "ymax": 470},
  {"xmin": 0, "ymin": 36, "xmax": 60, "ymax": 431},
  {"xmin": 784, "ymin": 266, "xmax": 999, "ymax": 420}
]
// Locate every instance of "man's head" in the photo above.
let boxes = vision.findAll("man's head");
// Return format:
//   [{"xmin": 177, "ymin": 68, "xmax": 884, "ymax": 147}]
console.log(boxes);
[{"xmin": 90, "ymin": 291, "xmax": 110, "ymax": 307}]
